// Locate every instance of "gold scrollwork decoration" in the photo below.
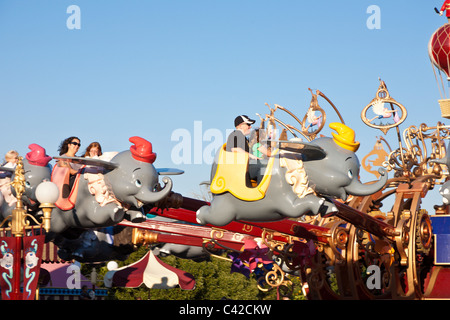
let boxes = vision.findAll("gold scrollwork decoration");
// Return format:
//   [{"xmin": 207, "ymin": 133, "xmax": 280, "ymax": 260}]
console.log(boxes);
[
  {"xmin": 256, "ymin": 263, "xmax": 293, "ymax": 295},
  {"xmin": 264, "ymin": 263, "xmax": 285, "ymax": 287},
  {"xmin": 327, "ymin": 220, "xmax": 349, "ymax": 261},
  {"xmin": 383, "ymin": 122, "xmax": 449, "ymax": 181},
  {"xmin": 242, "ymin": 224, "xmax": 253, "ymax": 233},
  {"xmin": 256, "ymin": 88, "xmax": 345, "ymax": 145},
  {"xmin": 261, "ymin": 229, "xmax": 289, "ymax": 254},
  {"xmin": 301, "ymin": 89, "xmax": 327, "ymax": 139},
  {"xmin": 210, "ymin": 228, "xmax": 224, "ymax": 240}
]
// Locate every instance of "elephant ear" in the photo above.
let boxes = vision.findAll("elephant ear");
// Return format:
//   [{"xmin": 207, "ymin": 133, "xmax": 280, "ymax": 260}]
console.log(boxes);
[
  {"xmin": 53, "ymin": 156, "xmax": 119, "ymax": 170},
  {"xmin": 156, "ymin": 168, "xmax": 184, "ymax": 175},
  {"xmin": 0, "ymin": 166, "xmax": 15, "ymax": 173},
  {"xmin": 272, "ymin": 140, "xmax": 326, "ymax": 160}
]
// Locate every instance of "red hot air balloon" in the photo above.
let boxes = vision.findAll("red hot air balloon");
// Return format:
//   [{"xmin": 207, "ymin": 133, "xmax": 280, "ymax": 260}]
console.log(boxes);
[
  {"xmin": 429, "ymin": 24, "xmax": 450, "ymax": 80},
  {"xmin": 429, "ymin": 24, "xmax": 450, "ymax": 118}
]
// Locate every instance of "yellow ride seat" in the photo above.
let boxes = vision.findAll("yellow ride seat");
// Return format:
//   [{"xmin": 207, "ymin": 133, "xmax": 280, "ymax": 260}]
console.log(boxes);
[{"xmin": 210, "ymin": 144, "xmax": 276, "ymax": 201}]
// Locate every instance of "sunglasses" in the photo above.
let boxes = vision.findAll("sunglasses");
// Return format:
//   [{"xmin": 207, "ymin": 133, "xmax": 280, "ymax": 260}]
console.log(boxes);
[{"xmin": 70, "ymin": 142, "xmax": 81, "ymax": 147}]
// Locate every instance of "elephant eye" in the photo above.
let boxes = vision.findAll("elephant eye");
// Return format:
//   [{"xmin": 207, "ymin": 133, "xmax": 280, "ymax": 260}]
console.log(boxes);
[
  {"xmin": 25, "ymin": 181, "xmax": 31, "ymax": 188},
  {"xmin": 135, "ymin": 179, "xmax": 142, "ymax": 188},
  {"xmin": 347, "ymin": 169, "xmax": 353, "ymax": 179}
]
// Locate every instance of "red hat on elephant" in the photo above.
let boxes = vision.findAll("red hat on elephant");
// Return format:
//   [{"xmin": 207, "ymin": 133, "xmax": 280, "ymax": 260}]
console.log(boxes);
[
  {"xmin": 129, "ymin": 136, "xmax": 156, "ymax": 164},
  {"xmin": 26, "ymin": 144, "xmax": 52, "ymax": 167}
]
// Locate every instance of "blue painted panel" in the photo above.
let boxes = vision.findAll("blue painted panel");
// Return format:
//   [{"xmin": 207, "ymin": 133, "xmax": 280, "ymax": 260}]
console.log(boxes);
[
  {"xmin": 431, "ymin": 216, "xmax": 450, "ymax": 234},
  {"xmin": 435, "ymin": 234, "xmax": 450, "ymax": 264}
]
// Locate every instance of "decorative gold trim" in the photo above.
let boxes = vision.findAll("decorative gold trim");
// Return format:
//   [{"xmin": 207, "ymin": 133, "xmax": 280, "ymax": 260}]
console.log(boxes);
[
  {"xmin": 361, "ymin": 79, "xmax": 407, "ymax": 135},
  {"xmin": 131, "ymin": 228, "xmax": 159, "ymax": 245}
]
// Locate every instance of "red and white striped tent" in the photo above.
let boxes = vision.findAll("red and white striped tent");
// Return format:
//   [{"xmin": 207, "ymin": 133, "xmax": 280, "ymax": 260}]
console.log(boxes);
[{"xmin": 104, "ymin": 250, "xmax": 195, "ymax": 290}]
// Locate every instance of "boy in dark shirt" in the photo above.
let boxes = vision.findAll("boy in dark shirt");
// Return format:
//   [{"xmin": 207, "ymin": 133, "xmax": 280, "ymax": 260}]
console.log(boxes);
[
  {"xmin": 226, "ymin": 115, "xmax": 259, "ymax": 160},
  {"xmin": 226, "ymin": 115, "xmax": 264, "ymax": 185}
]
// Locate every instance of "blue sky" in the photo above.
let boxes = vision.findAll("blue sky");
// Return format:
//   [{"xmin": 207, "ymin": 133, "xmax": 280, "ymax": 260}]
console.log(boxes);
[{"xmin": 0, "ymin": 1, "xmax": 448, "ymax": 210}]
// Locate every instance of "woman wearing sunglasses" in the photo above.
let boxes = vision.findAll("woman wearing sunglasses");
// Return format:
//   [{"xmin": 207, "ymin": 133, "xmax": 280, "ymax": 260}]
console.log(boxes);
[{"xmin": 57, "ymin": 136, "xmax": 82, "ymax": 196}]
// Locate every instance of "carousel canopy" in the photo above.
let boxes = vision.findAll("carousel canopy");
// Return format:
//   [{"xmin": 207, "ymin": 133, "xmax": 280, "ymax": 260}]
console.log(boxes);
[{"xmin": 104, "ymin": 250, "xmax": 195, "ymax": 290}]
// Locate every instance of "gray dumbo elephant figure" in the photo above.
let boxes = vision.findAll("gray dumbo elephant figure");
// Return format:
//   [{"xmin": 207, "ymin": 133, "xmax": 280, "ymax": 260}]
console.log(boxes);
[
  {"xmin": 53, "ymin": 226, "xmax": 135, "ymax": 262},
  {"xmin": 196, "ymin": 122, "xmax": 388, "ymax": 226},
  {"xmin": 153, "ymin": 243, "xmax": 212, "ymax": 261},
  {"xmin": 0, "ymin": 144, "xmax": 52, "ymax": 220},
  {"xmin": 49, "ymin": 136, "xmax": 177, "ymax": 234}
]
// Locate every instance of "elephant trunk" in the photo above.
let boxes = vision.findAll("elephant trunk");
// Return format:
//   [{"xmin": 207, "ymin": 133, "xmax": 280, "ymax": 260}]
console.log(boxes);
[
  {"xmin": 344, "ymin": 168, "xmax": 388, "ymax": 196},
  {"xmin": 137, "ymin": 176, "xmax": 173, "ymax": 204}
]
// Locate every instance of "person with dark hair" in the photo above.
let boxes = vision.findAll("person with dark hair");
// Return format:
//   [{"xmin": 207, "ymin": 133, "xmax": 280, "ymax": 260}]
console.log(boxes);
[
  {"xmin": 57, "ymin": 136, "xmax": 82, "ymax": 196},
  {"xmin": 58, "ymin": 136, "xmax": 81, "ymax": 157},
  {"xmin": 226, "ymin": 115, "xmax": 263, "ymax": 185},
  {"xmin": 226, "ymin": 115, "xmax": 260, "ymax": 160},
  {"xmin": 57, "ymin": 136, "xmax": 81, "ymax": 174}
]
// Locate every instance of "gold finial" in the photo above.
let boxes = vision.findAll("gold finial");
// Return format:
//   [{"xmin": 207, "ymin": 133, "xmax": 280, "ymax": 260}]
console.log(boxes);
[
  {"xmin": 11, "ymin": 156, "xmax": 25, "ymax": 204},
  {"xmin": 10, "ymin": 156, "xmax": 27, "ymax": 236}
]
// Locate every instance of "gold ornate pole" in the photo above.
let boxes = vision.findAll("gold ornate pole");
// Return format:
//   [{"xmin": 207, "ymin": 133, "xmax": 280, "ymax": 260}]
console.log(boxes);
[
  {"xmin": 10, "ymin": 157, "xmax": 27, "ymax": 237},
  {"xmin": 0, "ymin": 156, "xmax": 58, "ymax": 300},
  {"xmin": 9, "ymin": 156, "xmax": 26, "ymax": 299}
]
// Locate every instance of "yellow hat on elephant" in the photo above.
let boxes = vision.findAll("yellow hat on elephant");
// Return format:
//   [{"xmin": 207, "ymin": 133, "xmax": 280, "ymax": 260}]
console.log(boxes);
[{"xmin": 329, "ymin": 122, "xmax": 360, "ymax": 152}]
